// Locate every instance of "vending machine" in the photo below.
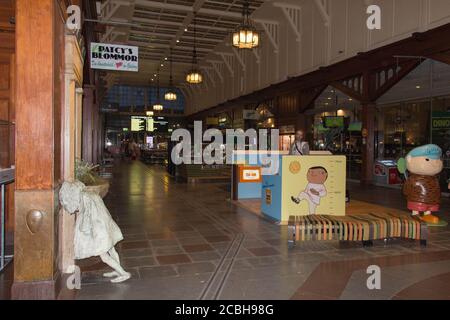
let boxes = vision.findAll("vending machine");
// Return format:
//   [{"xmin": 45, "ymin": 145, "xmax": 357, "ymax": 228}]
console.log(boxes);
[{"xmin": 374, "ymin": 160, "xmax": 402, "ymax": 186}]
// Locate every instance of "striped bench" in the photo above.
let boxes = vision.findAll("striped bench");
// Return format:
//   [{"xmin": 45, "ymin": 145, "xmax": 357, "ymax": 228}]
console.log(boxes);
[{"xmin": 288, "ymin": 213, "xmax": 428, "ymax": 247}]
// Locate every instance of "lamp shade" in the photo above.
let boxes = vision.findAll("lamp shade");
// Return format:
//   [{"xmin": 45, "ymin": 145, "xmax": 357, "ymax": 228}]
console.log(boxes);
[
  {"xmin": 165, "ymin": 91, "xmax": 177, "ymax": 101},
  {"xmin": 186, "ymin": 70, "xmax": 203, "ymax": 84},
  {"xmin": 232, "ymin": 27, "xmax": 259, "ymax": 49},
  {"xmin": 153, "ymin": 104, "xmax": 163, "ymax": 111}
]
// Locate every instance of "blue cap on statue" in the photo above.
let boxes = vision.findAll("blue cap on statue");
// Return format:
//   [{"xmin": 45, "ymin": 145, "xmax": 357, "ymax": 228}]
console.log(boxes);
[{"xmin": 407, "ymin": 144, "xmax": 442, "ymax": 160}]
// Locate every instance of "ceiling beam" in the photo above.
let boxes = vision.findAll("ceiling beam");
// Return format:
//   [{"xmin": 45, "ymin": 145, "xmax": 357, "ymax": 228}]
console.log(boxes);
[
  {"xmin": 135, "ymin": 0, "xmax": 242, "ymax": 19},
  {"xmin": 130, "ymin": 41, "xmax": 212, "ymax": 53},
  {"xmin": 132, "ymin": 17, "xmax": 230, "ymax": 32},
  {"xmin": 130, "ymin": 30, "xmax": 223, "ymax": 44}
]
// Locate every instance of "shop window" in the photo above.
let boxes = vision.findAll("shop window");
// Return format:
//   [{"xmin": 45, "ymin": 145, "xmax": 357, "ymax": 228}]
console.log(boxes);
[
  {"xmin": 376, "ymin": 101, "xmax": 431, "ymax": 160},
  {"xmin": 310, "ymin": 108, "xmax": 362, "ymax": 181}
]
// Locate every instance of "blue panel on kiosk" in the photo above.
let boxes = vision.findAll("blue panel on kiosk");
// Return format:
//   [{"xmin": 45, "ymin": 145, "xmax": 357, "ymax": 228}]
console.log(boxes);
[
  {"xmin": 261, "ymin": 155, "xmax": 283, "ymax": 221},
  {"xmin": 238, "ymin": 182, "xmax": 262, "ymax": 199},
  {"xmin": 261, "ymin": 174, "xmax": 282, "ymax": 221}
]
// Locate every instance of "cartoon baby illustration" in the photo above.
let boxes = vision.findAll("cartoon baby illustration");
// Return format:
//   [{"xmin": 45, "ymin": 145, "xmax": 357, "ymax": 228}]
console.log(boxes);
[{"xmin": 291, "ymin": 166, "xmax": 328, "ymax": 215}]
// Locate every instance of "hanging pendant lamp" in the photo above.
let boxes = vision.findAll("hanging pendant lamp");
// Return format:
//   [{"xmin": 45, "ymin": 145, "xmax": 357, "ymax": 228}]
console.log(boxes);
[
  {"xmin": 232, "ymin": 0, "xmax": 260, "ymax": 49},
  {"xmin": 186, "ymin": 12, "xmax": 203, "ymax": 84},
  {"xmin": 165, "ymin": 48, "xmax": 177, "ymax": 101},
  {"xmin": 153, "ymin": 69, "xmax": 163, "ymax": 111}
]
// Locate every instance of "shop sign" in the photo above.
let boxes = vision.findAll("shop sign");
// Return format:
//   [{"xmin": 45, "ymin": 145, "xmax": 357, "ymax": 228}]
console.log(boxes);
[
  {"xmin": 432, "ymin": 113, "xmax": 450, "ymax": 130},
  {"xmin": 90, "ymin": 43, "xmax": 139, "ymax": 72},
  {"xmin": 280, "ymin": 125, "xmax": 295, "ymax": 134},
  {"xmin": 206, "ymin": 117, "xmax": 219, "ymax": 125},
  {"xmin": 239, "ymin": 166, "xmax": 262, "ymax": 183},
  {"xmin": 243, "ymin": 110, "xmax": 260, "ymax": 120}
]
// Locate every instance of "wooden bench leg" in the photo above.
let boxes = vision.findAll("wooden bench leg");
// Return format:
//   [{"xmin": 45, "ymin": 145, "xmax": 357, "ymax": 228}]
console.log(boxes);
[
  {"xmin": 288, "ymin": 224, "xmax": 296, "ymax": 248},
  {"xmin": 363, "ymin": 240, "xmax": 373, "ymax": 247}
]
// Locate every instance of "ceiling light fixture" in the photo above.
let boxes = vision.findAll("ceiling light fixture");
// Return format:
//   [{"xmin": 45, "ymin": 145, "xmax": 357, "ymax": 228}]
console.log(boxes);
[
  {"xmin": 153, "ymin": 68, "xmax": 163, "ymax": 111},
  {"xmin": 232, "ymin": 0, "xmax": 260, "ymax": 49},
  {"xmin": 186, "ymin": 12, "xmax": 203, "ymax": 84},
  {"xmin": 165, "ymin": 48, "xmax": 177, "ymax": 101}
]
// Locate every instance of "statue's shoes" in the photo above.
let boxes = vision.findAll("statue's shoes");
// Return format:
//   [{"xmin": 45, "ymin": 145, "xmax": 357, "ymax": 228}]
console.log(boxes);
[
  {"xmin": 111, "ymin": 272, "xmax": 131, "ymax": 283},
  {"xmin": 103, "ymin": 271, "xmax": 119, "ymax": 278}
]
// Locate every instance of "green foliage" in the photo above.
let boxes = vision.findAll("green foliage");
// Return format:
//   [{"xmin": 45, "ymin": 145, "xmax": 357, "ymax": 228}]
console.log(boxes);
[
  {"xmin": 75, "ymin": 159, "xmax": 100, "ymax": 185},
  {"xmin": 397, "ymin": 157, "xmax": 407, "ymax": 175}
]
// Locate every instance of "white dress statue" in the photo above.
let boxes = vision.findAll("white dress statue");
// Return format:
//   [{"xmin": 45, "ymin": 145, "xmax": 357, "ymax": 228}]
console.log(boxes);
[{"xmin": 59, "ymin": 181, "xmax": 131, "ymax": 283}]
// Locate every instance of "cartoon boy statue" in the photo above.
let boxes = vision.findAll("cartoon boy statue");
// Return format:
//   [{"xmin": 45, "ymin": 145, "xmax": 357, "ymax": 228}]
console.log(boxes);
[
  {"xmin": 291, "ymin": 166, "xmax": 328, "ymax": 215},
  {"xmin": 402, "ymin": 144, "xmax": 444, "ymax": 224}
]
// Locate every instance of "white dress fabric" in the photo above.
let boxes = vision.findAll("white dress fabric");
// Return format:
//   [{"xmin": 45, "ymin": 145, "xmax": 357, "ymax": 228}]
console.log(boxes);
[{"xmin": 59, "ymin": 181, "xmax": 123, "ymax": 260}]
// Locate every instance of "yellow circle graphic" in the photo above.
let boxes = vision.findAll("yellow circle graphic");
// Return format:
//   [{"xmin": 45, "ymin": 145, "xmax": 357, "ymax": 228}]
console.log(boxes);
[{"xmin": 289, "ymin": 161, "xmax": 301, "ymax": 174}]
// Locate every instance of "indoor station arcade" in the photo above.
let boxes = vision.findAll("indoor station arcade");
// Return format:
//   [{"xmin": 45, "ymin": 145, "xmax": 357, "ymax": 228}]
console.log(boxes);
[{"xmin": 1, "ymin": 0, "xmax": 450, "ymax": 304}]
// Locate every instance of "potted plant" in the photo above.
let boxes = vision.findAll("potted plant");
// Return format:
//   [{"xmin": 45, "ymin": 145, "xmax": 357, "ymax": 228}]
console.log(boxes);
[{"xmin": 75, "ymin": 159, "xmax": 110, "ymax": 198}]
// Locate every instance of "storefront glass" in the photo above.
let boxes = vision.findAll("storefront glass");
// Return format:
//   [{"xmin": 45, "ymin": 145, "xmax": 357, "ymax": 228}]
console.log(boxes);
[
  {"xmin": 375, "ymin": 96, "xmax": 450, "ymax": 191},
  {"xmin": 310, "ymin": 108, "xmax": 363, "ymax": 180}
]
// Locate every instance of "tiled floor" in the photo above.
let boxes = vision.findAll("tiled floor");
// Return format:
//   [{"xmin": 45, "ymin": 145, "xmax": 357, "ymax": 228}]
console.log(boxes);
[
  {"xmin": 73, "ymin": 161, "xmax": 450, "ymax": 300},
  {"xmin": 1, "ymin": 160, "xmax": 450, "ymax": 300}
]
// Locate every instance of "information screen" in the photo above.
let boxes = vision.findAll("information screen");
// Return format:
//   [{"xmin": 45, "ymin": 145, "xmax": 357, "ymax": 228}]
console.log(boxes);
[
  {"xmin": 147, "ymin": 117, "xmax": 154, "ymax": 132},
  {"xmin": 323, "ymin": 116, "xmax": 345, "ymax": 128},
  {"xmin": 131, "ymin": 116, "xmax": 154, "ymax": 132},
  {"xmin": 131, "ymin": 116, "xmax": 146, "ymax": 132}
]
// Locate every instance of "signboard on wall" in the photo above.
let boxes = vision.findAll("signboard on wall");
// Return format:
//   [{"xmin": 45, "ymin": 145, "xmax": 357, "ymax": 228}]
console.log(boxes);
[
  {"xmin": 131, "ymin": 116, "xmax": 146, "ymax": 132},
  {"xmin": 90, "ymin": 43, "xmax": 139, "ymax": 72},
  {"xmin": 243, "ymin": 109, "xmax": 260, "ymax": 120},
  {"xmin": 206, "ymin": 117, "xmax": 219, "ymax": 125},
  {"xmin": 279, "ymin": 125, "xmax": 295, "ymax": 134},
  {"xmin": 239, "ymin": 166, "xmax": 262, "ymax": 183}
]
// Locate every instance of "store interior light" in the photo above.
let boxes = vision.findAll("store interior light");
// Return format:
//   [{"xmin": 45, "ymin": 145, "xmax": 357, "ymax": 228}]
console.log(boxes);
[{"xmin": 146, "ymin": 111, "xmax": 154, "ymax": 116}]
